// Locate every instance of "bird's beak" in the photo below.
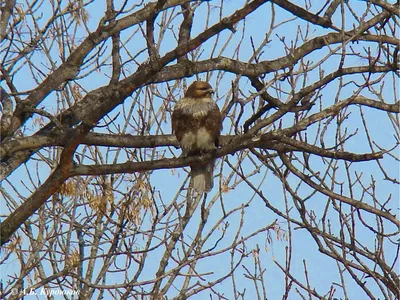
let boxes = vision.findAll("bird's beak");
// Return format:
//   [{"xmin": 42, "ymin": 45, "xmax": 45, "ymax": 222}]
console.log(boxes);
[{"xmin": 209, "ymin": 88, "xmax": 214, "ymax": 95}]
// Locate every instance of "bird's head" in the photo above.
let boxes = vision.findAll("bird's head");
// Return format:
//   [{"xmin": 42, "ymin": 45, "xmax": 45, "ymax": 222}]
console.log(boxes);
[{"xmin": 184, "ymin": 81, "xmax": 214, "ymax": 98}]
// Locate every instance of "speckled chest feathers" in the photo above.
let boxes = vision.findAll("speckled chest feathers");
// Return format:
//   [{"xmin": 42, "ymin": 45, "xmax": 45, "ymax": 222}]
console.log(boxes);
[{"xmin": 172, "ymin": 96, "xmax": 222, "ymax": 156}]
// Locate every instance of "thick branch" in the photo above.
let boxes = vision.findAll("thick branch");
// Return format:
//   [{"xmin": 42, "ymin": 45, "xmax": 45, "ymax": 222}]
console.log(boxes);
[
  {"xmin": 370, "ymin": 0, "xmax": 400, "ymax": 17},
  {"xmin": 270, "ymin": 0, "xmax": 333, "ymax": 29},
  {"xmin": 0, "ymin": 87, "xmax": 13, "ymax": 136},
  {"xmin": 68, "ymin": 130, "xmax": 383, "ymax": 178},
  {"xmin": 0, "ymin": 0, "xmax": 15, "ymax": 41},
  {"xmin": 351, "ymin": 96, "xmax": 400, "ymax": 113}
]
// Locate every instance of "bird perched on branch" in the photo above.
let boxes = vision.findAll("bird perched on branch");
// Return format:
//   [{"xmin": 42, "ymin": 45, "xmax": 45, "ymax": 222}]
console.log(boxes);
[{"xmin": 172, "ymin": 81, "xmax": 222, "ymax": 193}]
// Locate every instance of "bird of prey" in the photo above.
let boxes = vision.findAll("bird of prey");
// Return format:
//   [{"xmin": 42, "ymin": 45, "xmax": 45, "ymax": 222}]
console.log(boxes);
[{"xmin": 172, "ymin": 81, "xmax": 222, "ymax": 193}]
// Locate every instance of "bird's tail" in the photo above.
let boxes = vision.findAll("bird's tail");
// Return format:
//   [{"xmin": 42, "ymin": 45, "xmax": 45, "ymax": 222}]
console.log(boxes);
[{"xmin": 190, "ymin": 161, "xmax": 214, "ymax": 193}]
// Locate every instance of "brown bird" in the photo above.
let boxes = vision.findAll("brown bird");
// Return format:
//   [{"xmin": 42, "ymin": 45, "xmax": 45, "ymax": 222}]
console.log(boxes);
[{"xmin": 172, "ymin": 81, "xmax": 222, "ymax": 193}]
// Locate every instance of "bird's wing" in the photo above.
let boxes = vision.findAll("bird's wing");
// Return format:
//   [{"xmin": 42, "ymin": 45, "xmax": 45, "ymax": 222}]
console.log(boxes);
[{"xmin": 173, "ymin": 98, "xmax": 221, "ymax": 143}]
